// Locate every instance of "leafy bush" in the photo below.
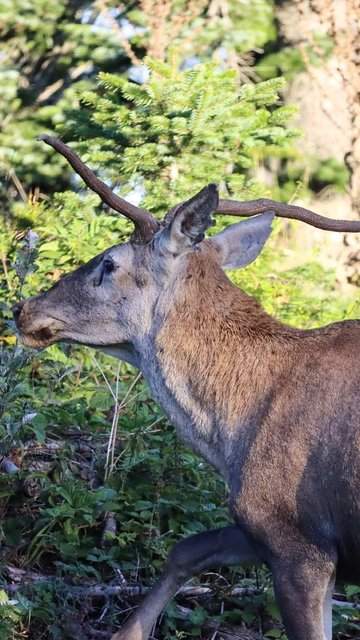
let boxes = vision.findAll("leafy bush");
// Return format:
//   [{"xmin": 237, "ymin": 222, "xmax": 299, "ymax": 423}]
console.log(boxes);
[{"xmin": 0, "ymin": 57, "xmax": 358, "ymax": 639}]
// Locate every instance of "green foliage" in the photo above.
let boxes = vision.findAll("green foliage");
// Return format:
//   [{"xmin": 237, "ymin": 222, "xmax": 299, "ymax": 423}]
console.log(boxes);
[
  {"xmin": 0, "ymin": 0, "xmax": 131, "ymax": 209},
  {"xmin": 0, "ymin": 3, "xmax": 359, "ymax": 639},
  {"xmin": 1, "ymin": 211, "xmax": 358, "ymax": 640},
  {"xmin": 166, "ymin": 0, "xmax": 276, "ymax": 59},
  {"xmin": 277, "ymin": 157, "xmax": 351, "ymax": 204},
  {"xmin": 62, "ymin": 57, "xmax": 299, "ymax": 215}
]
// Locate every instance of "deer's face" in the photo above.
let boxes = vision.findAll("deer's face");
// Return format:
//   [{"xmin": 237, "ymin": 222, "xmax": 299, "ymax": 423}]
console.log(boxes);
[
  {"xmin": 13, "ymin": 185, "xmax": 274, "ymax": 351},
  {"xmin": 13, "ymin": 241, "xmax": 164, "ymax": 349}
]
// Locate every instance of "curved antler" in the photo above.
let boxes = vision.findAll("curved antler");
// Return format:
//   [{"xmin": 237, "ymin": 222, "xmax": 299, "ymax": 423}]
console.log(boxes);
[
  {"xmin": 217, "ymin": 198, "xmax": 360, "ymax": 233},
  {"xmin": 38, "ymin": 136, "xmax": 360, "ymax": 235},
  {"xmin": 37, "ymin": 134, "xmax": 159, "ymax": 244}
]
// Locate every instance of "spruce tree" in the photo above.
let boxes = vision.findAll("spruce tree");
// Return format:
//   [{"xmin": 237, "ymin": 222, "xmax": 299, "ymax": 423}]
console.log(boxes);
[
  {"xmin": 0, "ymin": 0, "xmax": 133, "ymax": 210},
  {"xmin": 62, "ymin": 57, "xmax": 297, "ymax": 217}
]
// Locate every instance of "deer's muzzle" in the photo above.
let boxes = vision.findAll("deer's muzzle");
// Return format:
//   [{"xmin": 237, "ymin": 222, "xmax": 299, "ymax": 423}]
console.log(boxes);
[{"xmin": 12, "ymin": 299, "xmax": 65, "ymax": 348}]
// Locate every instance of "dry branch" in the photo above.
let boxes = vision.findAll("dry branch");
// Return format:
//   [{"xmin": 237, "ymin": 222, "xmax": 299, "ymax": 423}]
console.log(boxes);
[
  {"xmin": 332, "ymin": 599, "xmax": 360, "ymax": 611},
  {"xmin": 86, "ymin": 604, "xmax": 266, "ymax": 640},
  {"xmin": 5, "ymin": 567, "xmax": 266, "ymax": 640},
  {"xmin": 0, "ymin": 458, "xmax": 20, "ymax": 474},
  {"xmin": 95, "ymin": 0, "xmax": 141, "ymax": 67},
  {"xmin": 5, "ymin": 567, "xmax": 360, "ymax": 639},
  {"xmin": 6, "ymin": 566, "xmax": 360, "ymax": 614},
  {"xmin": 4, "ymin": 566, "xmax": 259, "ymax": 600}
]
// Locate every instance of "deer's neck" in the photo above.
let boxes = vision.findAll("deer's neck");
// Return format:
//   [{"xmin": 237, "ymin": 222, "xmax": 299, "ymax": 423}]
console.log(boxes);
[{"xmin": 140, "ymin": 253, "xmax": 300, "ymax": 479}]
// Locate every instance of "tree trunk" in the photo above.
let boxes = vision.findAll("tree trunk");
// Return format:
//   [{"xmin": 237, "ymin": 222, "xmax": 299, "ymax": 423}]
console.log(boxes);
[{"xmin": 276, "ymin": 0, "xmax": 360, "ymax": 285}]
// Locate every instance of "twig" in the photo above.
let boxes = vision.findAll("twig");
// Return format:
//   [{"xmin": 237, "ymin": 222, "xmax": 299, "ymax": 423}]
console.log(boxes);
[
  {"xmin": 0, "ymin": 252, "xmax": 13, "ymax": 292},
  {"xmin": 97, "ymin": 357, "xmax": 142, "ymax": 480},
  {"xmin": 101, "ymin": 511, "xmax": 117, "ymax": 548},
  {"xmin": 6, "ymin": 567, "xmax": 360, "ymax": 619},
  {"xmin": 0, "ymin": 161, "xmax": 27, "ymax": 203},
  {"xmin": 90, "ymin": 353, "xmax": 119, "ymax": 406},
  {"xmin": 36, "ymin": 62, "xmax": 93, "ymax": 103},
  {"xmin": 95, "ymin": 0, "xmax": 141, "ymax": 66},
  {"xmin": 105, "ymin": 362, "xmax": 121, "ymax": 480},
  {"xmin": 5, "ymin": 569, "xmax": 266, "ymax": 640}
]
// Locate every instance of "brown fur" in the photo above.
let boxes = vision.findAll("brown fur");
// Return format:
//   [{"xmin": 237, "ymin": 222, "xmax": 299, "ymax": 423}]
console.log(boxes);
[
  {"xmin": 157, "ymin": 245, "xmax": 295, "ymax": 430},
  {"xmin": 157, "ymin": 244, "xmax": 360, "ymax": 568}
]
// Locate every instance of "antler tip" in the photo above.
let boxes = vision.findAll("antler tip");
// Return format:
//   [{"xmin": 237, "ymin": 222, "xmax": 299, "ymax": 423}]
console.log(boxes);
[{"xmin": 37, "ymin": 133, "xmax": 50, "ymax": 143}]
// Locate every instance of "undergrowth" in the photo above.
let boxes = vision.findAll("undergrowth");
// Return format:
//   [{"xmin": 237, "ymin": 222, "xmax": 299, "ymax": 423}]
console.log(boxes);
[{"xmin": 0, "ymin": 209, "xmax": 359, "ymax": 639}]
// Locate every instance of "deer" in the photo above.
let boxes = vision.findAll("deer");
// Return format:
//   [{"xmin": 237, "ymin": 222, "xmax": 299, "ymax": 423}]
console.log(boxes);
[{"xmin": 12, "ymin": 135, "xmax": 360, "ymax": 640}]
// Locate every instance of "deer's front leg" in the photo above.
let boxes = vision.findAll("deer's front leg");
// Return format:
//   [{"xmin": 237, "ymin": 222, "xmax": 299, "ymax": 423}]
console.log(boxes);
[{"xmin": 110, "ymin": 525, "xmax": 260, "ymax": 640}]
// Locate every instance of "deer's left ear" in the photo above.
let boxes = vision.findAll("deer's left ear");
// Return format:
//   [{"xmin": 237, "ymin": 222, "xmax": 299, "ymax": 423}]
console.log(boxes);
[
  {"xmin": 159, "ymin": 184, "xmax": 219, "ymax": 255},
  {"xmin": 209, "ymin": 212, "xmax": 275, "ymax": 270}
]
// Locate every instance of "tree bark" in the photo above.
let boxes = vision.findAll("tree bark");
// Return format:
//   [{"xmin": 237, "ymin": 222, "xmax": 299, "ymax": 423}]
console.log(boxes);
[
  {"xmin": 275, "ymin": 0, "xmax": 360, "ymax": 284},
  {"xmin": 276, "ymin": 0, "xmax": 360, "ymax": 208}
]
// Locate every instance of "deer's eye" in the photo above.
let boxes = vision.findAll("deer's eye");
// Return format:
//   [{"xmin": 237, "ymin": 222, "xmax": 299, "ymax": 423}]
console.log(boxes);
[{"xmin": 103, "ymin": 258, "xmax": 116, "ymax": 274}]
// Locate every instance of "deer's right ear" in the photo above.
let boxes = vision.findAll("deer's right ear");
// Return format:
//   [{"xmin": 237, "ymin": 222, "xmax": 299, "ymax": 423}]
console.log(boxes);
[{"xmin": 158, "ymin": 184, "xmax": 219, "ymax": 255}]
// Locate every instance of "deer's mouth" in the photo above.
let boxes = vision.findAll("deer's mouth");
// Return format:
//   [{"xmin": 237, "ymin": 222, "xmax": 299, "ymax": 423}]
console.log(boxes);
[
  {"xmin": 13, "ymin": 296, "xmax": 68, "ymax": 348},
  {"xmin": 18, "ymin": 324, "xmax": 64, "ymax": 348},
  {"xmin": 16, "ymin": 313, "xmax": 68, "ymax": 348}
]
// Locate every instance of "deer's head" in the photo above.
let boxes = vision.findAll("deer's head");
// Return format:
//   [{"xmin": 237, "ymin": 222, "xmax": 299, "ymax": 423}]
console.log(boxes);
[
  {"xmin": 14, "ymin": 136, "xmax": 360, "ymax": 353},
  {"xmin": 13, "ymin": 157, "xmax": 273, "ymax": 351}
]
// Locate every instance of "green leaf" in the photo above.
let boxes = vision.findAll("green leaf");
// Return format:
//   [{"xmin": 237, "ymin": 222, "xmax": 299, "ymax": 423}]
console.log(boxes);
[
  {"xmin": 31, "ymin": 414, "xmax": 47, "ymax": 444},
  {"xmin": 188, "ymin": 606, "xmax": 208, "ymax": 625},
  {"xmin": 345, "ymin": 584, "xmax": 360, "ymax": 597}
]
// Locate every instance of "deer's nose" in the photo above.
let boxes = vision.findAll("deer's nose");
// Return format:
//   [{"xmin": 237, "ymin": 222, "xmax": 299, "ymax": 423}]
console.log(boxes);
[{"xmin": 12, "ymin": 301, "xmax": 24, "ymax": 325}]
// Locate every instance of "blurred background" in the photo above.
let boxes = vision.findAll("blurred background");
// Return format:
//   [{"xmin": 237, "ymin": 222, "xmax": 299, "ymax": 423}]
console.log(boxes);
[{"xmin": 0, "ymin": 2, "xmax": 359, "ymax": 639}]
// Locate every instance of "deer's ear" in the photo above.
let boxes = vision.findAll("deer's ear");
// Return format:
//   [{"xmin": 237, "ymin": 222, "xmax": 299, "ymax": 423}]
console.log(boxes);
[
  {"xmin": 209, "ymin": 212, "xmax": 274, "ymax": 270},
  {"xmin": 160, "ymin": 184, "xmax": 219, "ymax": 255}
]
